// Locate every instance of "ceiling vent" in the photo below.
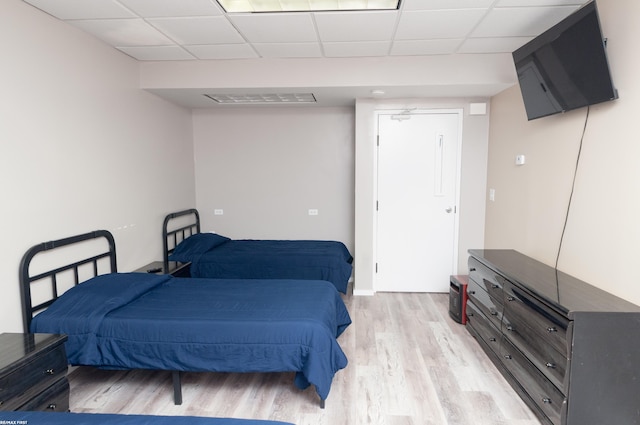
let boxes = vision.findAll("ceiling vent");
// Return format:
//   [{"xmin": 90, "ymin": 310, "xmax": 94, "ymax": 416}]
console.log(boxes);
[{"xmin": 205, "ymin": 93, "xmax": 317, "ymax": 104}]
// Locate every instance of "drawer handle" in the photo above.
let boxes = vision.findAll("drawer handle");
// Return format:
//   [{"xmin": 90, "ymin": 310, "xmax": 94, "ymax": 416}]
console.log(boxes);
[
  {"xmin": 546, "ymin": 362, "xmax": 557, "ymax": 369},
  {"xmin": 506, "ymin": 296, "xmax": 515, "ymax": 302},
  {"xmin": 45, "ymin": 369, "xmax": 55, "ymax": 375},
  {"xmin": 547, "ymin": 327, "xmax": 558, "ymax": 333},
  {"xmin": 542, "ymin": 398, "xmax": 552, "ymax": 404},
  {"xmin": 468, "ymin": 290, "xmax": 476, "ymax": 295},
  {"xmin": 467, "ymin": 312, "xmax": 474, "ymax": 317},
  {"xmin": 490, "ymin": 311, "xmax": 498, "ymax": 316},
  {"xmin": 47, "ymin": 403, "xmax": 57, "ymax": 410},
  {"xmin": 469, "ymin": 268, "xmax": 476, "ymax": 272},
  {"xmin": 504, "ymin": 354, "xmax": 512, "ymax": 360},
  {"xmin": 491, "ymin": 284, "xmax": 499, "ymax": 289},
  {"xmin": 489, "ymin": 337, "xmax": 497, "ymax": 342},
  {"xmin": 506, "ymin": 325, "xmax": 514, "ymax": 331}
]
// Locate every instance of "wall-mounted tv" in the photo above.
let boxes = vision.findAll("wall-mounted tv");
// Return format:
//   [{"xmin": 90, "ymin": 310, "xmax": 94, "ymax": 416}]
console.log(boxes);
[{"xmin": 512, "ymin": 0, "xmax": 618, "ymax": 121}]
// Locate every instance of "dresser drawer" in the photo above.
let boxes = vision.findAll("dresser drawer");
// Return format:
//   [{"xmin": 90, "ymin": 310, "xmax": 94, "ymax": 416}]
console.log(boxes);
[
  {"xmin": 502, "ymin": 309, "xmax": 568, "ymax": 392},
  {"xmin": 17, "ymin": 376, "xmax": 69, "ymax": 412},
  {"xmin": 500, "ymin": 337, "xmax": 566, "ymax": 425},
  {"xmin": 469, "ymin": 257, "xmax": 507, "ymax": 303},
  {"xmin": 0, "ymin": 343, "xmax": 67, "ymax": 410},
  {"xmin": 467, "ymin": 278, "xmax": 504, "ymax": 331},
  {"xmin": 466, "ymin": 301, "xmax": 502, "ymax": 356},
  {"xmin": 503, "ymin": 281, "xmax": 569, "ymax": 357}
]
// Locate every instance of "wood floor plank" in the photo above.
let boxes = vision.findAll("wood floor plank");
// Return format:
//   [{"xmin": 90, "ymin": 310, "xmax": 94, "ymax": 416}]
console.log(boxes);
[{"xmin": 68, "ymin": 293, "xmax": 542, "ymax": 425}]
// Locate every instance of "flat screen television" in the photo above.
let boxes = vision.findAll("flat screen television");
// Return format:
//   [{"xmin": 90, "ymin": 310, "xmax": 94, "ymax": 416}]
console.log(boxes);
[{"xmin": 512, "ymin": 0, "xmax": 618, "ymax": 121}]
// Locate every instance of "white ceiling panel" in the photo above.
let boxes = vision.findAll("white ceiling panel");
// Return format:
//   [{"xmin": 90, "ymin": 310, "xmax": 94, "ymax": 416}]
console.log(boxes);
[
  {"xmin": 497, "ymin": 0, "xmax": 585, "ymax": 6},
  {"xmin": 117, "ymin": 0, "xmax": 224, "ymax": 17},
  {"xmin": 117, "ymin": 45, "xmax": 197, "ymax": 60},
  {"xmin": 185, "ymin": 43, "xmax": 259, "ymax": 59},
  {"xmin": 391, "ymin": 39, "xmax": 462, "ymax": 56},
  {"xmin": 253, "ymin": 42, "xmax": 323, "ymax": 58},
  {"xmin": 395, "ymin": 9, "xmax": 488, "ymax": 40},
  {"xmin": 402, "ymin": 0, "xmax": 494, "ymax": 10},
  {"xmin": 69, "ymin": 19, "xmax": 174, "ymax": 47},
  {"xmin": 149, "ymin": 16, "xmax": 245, "ymax": 45},
  {"xmin": 457, "ymin": 37, "xmax": 534, "ymax": 54},
  {"xmin": 22, "ymin": 0, "xmax": 135, "ymax": 19},
  {"xmin": 228, "ymin": 13, "xmax": 318, "ymax": 43},
  {"xmin": 323, "ymin": 41, "xmax": 391, "ymax": 57},
  {"xmin": 315, "ymin": 11, "xmax": 398, "ymax": 42},
  {"xmin": 472, "ymin": 6, "xmax": 580, "ymax": 37}
]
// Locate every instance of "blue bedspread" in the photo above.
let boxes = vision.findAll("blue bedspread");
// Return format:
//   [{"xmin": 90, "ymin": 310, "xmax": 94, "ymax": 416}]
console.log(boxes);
[
  {"xmin": 31, "ymin": 273, "xmax": 351, "ymax": 401},
  {"xmin": 0, "ymin": 411, "xmax": 295, "ymax": 425},
  {"xmin": 169, "ymin": 234, "xmax": 353, "ymax": 294}
]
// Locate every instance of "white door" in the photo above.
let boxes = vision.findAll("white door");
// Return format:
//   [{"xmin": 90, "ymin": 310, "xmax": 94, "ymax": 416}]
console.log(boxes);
[{"xmin": 376, "ymin": 111, "xmax": 460, "ymax": 292}]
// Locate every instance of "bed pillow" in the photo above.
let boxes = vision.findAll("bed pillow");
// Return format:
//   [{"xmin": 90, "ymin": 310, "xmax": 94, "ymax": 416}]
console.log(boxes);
[{"xmin": 168, "ymin": 233, "xmax": 230, "ymax": 262}]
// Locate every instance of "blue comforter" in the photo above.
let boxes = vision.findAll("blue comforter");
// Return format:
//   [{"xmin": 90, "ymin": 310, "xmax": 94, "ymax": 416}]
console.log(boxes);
[
  {"xmin": 0, "ymin": 412, "xmax": 295, "ymax": 425},
  {"xmin": 31, "ymin": 273, "xmax": 351, "ymax": 401},
  {"xmin": 168, "ymin": 234, "xmax": 353, "ymax": 294}
]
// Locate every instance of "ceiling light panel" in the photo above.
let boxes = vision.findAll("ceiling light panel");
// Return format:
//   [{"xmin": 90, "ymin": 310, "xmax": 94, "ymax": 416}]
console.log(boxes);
[
  {"xmin": 217, "ymin": 0, "xmax": 399, "ymax": 13},
  {"xmin": 205, "ymin": 93, "xmax": 317, "ymax": 104}
]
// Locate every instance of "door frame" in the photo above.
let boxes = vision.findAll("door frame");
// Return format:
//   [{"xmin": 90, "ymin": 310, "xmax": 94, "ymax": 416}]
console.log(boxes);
[{"xmin": 373, "ymin": 108, "xmax": 463, "ymax": 292}]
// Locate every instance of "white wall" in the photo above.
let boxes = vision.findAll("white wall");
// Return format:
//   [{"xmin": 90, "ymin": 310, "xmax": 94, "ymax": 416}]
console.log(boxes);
[
  {"xmin": 486, "ymin": 0, "xmax": 640, "ymax": 305},
  {"xmin": 192, "ymin": 107, "xmax": 354, "ymax": 251},
  {"xmin": 1, "ymin": 0, "xmax": 196, "ymax": 332},
  {"xmin": 354, "ymin": 98, "xmax": 490, "ymax": 294}
]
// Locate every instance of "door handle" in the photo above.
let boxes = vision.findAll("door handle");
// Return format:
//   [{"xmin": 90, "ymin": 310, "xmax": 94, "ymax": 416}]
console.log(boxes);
[{"xmin": 445, "ymin": 207, "xmax": 454, "ymax": 213}]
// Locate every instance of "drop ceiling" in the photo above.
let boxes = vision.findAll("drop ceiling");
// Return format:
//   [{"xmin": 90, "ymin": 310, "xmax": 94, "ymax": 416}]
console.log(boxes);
[{"xmin": 21, "ymin": 0, "xmax": 591, "ymax": 107}]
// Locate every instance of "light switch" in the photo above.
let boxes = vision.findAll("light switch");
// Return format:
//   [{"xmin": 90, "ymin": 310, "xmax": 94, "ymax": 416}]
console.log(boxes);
[
  {"xmin": 214, "ymin": 209, "xmax": 223, "ymax": 215},
  {"xmin": 489, "ymin": 189, "xmax": 495, "ymax": 202},
  {"xmin": 516, "ymin": 155, "xmax": 526, "ymax": 165}
]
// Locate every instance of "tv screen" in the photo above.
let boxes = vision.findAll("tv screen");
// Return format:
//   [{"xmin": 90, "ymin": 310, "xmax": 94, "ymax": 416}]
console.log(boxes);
[{"xmin": 512, "ymin": 0, "xmax": 617, "ymax": 120}]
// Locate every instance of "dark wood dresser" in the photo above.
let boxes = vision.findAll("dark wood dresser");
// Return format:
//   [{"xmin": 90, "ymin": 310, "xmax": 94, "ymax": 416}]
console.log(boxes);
[
  {"xmin": 466, "ymin": 249, "xmax": 640, "ymax": 425},
  {"xmin": 0, "ymin": 333, "xmax": 69, "ymax": 412}
]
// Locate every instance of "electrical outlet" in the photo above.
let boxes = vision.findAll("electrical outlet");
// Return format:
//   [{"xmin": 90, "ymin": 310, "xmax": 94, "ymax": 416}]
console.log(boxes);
[
  {"xmin": 214, "ymin": 209, "xmax": 223, "ymax": 215},
  {"xmin": 308, "ymin": 209, "xmax": 318, "ymax": 216}
]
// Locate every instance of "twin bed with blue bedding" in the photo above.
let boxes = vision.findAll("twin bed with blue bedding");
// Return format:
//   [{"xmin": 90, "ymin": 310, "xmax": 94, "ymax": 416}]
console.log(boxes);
[
  {"xmin": 0, "ymin": 411, "xmax": 295, "ymax": 425},
  {"xmin": 20, "ymin": 230, "xmax": 351, "ymax": 410},
  {"xmin": 163, "ymin": 209, "xmax": 353, "ymax": 294}
]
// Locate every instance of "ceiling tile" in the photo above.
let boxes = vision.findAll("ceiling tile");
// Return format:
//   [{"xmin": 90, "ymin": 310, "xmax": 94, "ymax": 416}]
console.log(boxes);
[
  {"xmin": 69, "ymin": 19, "xmax": 174, "ymax": 47},
  {"xmin": 402, "ymin": 0, "xmax": 494, "ymax": 10},
  {"xmin": 253, "ymin": 43, "xmax": 323, "ymax": 58},
  {"xmin": 149, "ymin": 16, "xmax": 244, "ymax": 44},
  {"xmin": 117, "ymin": 45, "xmax": 197, "ymax": 60},
  {"xmin": 457, "ymin": 37, "xmax": 534, "ymax": 54},
  {"xmin": 116, "ymin": 0, "xmax": 224, "ymax": 17},
  {"xmin": 228, "ymin": 13, "xmax": 318, "ymax": 43},
  {"xmin": 472, "ymin": 6, "xmax": 580, "ymax": 37},
  {"xmin": 323, "ymin": 41, "xmax": 391, "ymax": 57},
  {"xmin": 496, "ymin": 0, "xmax": 586, "ymax": 6},
  {"xmin": 315, "ymin": 11, "xmax": 398, "ymax": 42},
  {"xmin": 391, "ymin": 39, "xmax": 462, "ymax": 56},
  {"xmin": 185, "ymin": 44, "xmax": 259, "ymax": 59},
  {"xmin": 395, "ymin": 9, "xmax": 487, "ymax": 40},
  {"xmin": 23, "ymin": 0, "xmax": 135, "ymax": 19}
]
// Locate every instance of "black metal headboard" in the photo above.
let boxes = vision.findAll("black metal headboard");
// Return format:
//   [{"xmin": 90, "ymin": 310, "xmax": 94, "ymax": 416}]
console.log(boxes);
[
  {"xmin": 19, "ymin": 230, "xmax": 117, "ymax": 332},
  {"xmin": 162, "ymin": 209, "xmax": 200, "ymax": 272}
]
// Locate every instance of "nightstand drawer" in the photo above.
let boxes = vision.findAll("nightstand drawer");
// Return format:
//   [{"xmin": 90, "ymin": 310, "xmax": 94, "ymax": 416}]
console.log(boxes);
[
  {"xmin": 0, "ymin": 343, "xmax": 67, "ymax": 410},
  {"xmin": 17, "ymin": 376, "xmax": 69, "ymax": 412}
]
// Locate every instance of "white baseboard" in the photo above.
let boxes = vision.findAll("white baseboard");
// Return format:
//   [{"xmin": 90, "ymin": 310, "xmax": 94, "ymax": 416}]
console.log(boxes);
[{"xmin": 352, "ymin": 289, "xmax": 375, "ymax": 296}]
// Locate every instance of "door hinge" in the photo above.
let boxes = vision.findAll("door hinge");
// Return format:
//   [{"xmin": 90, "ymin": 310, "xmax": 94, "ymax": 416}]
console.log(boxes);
[
  {"xmin": 376, "ymin": 200, "xmax": 379, "ymax": 211},
  {"xmin": 375, "ymin": 263, "xmax": 378, "ymax": 273},
  {"xmin": 377, "ymin": 135, "xmax": 380, "ymax": 147}
]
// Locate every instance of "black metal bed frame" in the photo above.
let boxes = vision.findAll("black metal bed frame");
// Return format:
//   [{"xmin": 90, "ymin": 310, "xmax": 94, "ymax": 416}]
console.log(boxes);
[
  {"xmin": 162, "ymin": 208, "xmax": 200, "ymax": 272},
  {"xmin": 19, "ymin": 230, "xmax": 117, "ymax": 333}
]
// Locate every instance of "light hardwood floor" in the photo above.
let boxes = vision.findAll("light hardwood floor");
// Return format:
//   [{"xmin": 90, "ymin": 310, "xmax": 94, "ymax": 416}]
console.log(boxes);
[{"xmin": 68, "ymin": 292, "xmax": 542, "ymax": 425}]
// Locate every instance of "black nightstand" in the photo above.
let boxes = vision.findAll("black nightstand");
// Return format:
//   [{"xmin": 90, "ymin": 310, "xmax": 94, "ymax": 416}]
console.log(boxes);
[
  {"xmin": 0, "ymin": 333, "xmax": 69, "ymax": 412},
  {"xmin": 134, "ymin": 260, "xmax": 191, "ymax": 277}
]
